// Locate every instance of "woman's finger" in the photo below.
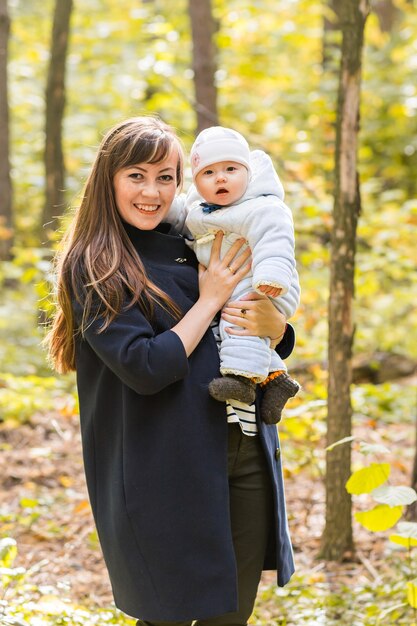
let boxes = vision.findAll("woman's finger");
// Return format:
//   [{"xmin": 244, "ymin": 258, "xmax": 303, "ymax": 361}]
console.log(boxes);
[
  {"xmin": 224, "ymin": 326, "xmax": 251, "ymax": 336},
  {"xmin": 208, "ymin": 231, "xmax": 224, "ymax": 263},
  {"xmin": 222, "ymin": 301, "xmax": 255, "ymax": 316},
  {"xmin": 230, "ymin": 248, "xmax": 251, "ymax": 274},
  {"xmin": 227, "ymin": 292, "xmax": 267, "ymax": 309},
  {"xmin": 221, "ymin": 310, "xmax": 252, "ymax": 329},
  {"xmin": 221, "ymin": 237, "xmax": 247, "ymax": 269},
  {"xmin": 234, "ymin": 258, "xmax": 252, "ymax": 279}
]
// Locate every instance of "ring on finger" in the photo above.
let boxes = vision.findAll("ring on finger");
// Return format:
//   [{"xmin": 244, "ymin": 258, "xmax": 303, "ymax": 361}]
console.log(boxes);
[
  {"xmin": 227, "ymin": 265, "xmax": 236, "ymax": 275},
  {"xmin": 240, "ymin": 308, "xmax": 248, "ymax": 316}
]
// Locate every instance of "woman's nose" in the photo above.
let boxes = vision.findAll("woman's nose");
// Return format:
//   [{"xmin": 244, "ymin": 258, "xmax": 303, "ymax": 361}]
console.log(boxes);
[{"xmin": 141, "ymin": 181, "xmax": 159, "ymax": 197}]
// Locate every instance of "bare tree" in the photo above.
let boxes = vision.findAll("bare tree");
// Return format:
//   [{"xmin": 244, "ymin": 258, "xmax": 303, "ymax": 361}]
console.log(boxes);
[
  {"xmin": 373, "ymin": 0, "xmax": 399, "ymax": 32},
  {"xmin": 320, "ymin": 0, "xmax": 370, "ymax": 561},
  {"xmin": 0, "ymin": 0, "xmax": 12, "ymax": 259},
  {"xmin": 188, "ymin": 0, "xmax": 219, "ymax": 133},
  {"xmin": 42, "ymin": 0, "xmax": 73, "ymax": 236},
  {"xmin": 322, "ymin": 0, "xmax": 342, "ymax": 69}
]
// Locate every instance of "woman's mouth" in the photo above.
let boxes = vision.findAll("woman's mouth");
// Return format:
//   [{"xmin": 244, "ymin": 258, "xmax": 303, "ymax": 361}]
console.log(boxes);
[{"xmin": 134, "ymin": 204, "xmax": 160, "ymax": 212}]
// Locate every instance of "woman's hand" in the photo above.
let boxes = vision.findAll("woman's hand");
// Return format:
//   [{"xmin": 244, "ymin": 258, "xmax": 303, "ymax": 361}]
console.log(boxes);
[
  {"xmin": 221, "ymin": 291, "xmax": 286, "ymax": 346},
  {"xmin": 171, "ymin": 232, "xmax": 251, "ymax": 357},
  {"xmin": 198, "ymin": 231, "xmax": 251, "ymax": 312}
]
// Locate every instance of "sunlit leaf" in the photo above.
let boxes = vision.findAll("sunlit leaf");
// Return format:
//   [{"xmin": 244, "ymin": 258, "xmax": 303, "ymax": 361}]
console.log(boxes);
[
  {"xmin": 19, "ymin": 498, "xmax": 39, "ymax": 509},
  {"xmin": 326, "ymin": 436, "xmax": 356, "ymax": 451},
  {"xmin": 358, "ymin": 441, "xmax": 390, "ymax": 455},
  {"xmin": 354, "ymin": 504, "xmax": 402, "ymax": 531},
  {"xmin": 0, "ymin": 538, "xmax": 17, "ymax": 567},
  {"xmin": 395, "ymin": 521, "xmax": 417, "ymax": 539},
  {"xmin": 346, "ymin": 463, "xmax": 390, "ymax": 495},
  {"xmin": 59, "ymin": 475, "xmax": 73, "ymax": 488},
  {"xmin": 73, "ymin": 500, "xmax": 91, "ymax": 514},
  {"xmin": 407, "ymin": 579, "xmax": 417, "ymax": 608},
  {"xmin": 389, "ymin": 534, "xmax": 417, "ymax": 548},
  {"xmin": 372, "ymin": 485, "xmax": 417, "ymax": 507},
  {"xmin": 0, "ymin": 566, "xmax": 25, "ymax": 577},
  {"xmin": 36, "ymin": 594, "xmax": 69, "ymax": 615}
]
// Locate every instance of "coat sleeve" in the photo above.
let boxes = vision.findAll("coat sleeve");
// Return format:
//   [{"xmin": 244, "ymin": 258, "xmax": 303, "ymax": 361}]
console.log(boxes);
[
  {"xmin": 75, "ymin": 301, "xmax": 190, "ymax": 395},
  {"xmin": 275, "ymin": 322, "xmax": 296, "ymax": 360}
]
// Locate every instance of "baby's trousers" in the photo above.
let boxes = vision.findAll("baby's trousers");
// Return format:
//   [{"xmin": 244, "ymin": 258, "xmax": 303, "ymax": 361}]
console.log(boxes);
[
  {"xmin": 219, "ymin": 316, "xmax": 286, "ymax": 382},
  {"xmin": 136, "ymin": 422, "xmax": 274, "ymax": 626}
]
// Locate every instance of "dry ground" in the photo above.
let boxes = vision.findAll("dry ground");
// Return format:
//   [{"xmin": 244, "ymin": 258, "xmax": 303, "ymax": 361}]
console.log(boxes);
[{"xmin": 0, "ymin": 398, "xmax": 415, "ymax": 619}]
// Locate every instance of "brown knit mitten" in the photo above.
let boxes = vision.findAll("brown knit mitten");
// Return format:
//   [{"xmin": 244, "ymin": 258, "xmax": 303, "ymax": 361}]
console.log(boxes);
[
  {"xmin": 260, "ymin": 372, "xmax": 300, "ymax": 424},
  {"xmin": 209, "ymin": 374, "xmax": 257, "ymax": 404}
]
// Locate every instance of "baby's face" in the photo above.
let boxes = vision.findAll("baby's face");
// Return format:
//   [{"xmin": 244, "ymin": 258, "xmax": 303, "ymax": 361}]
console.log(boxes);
[{"xmin": 195, "ymin": 161, "xmax": 248, "ymax": 206}]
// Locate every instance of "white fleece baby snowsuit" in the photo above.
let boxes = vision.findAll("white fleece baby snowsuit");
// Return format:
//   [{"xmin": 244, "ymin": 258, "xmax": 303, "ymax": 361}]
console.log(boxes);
[{"xmin": 168, "ymin": 149, "xmax": 300, "ymax": 382}]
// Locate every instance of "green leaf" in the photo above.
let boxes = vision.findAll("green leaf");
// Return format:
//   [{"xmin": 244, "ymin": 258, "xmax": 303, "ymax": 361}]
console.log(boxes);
[
  {"xmin": 326, "ymin": 436, "xmax": 356, "ymax": 451},
  {"xmin": 346, "ymin": 463, "xmax": 390, "ymax": 495},
  {"xmin": 19, "ymin": 497, "xmax": 39, "ymax": 509},
  {"xmin": 394, "ymin": 521, "xmax": 417, "ymax": 539},
  {"xmin": 372, "ymin": 485, "xmax": 417, "ymax": 506},
  {"xmin": 390, "ymin": 534, "xmax": 417, "ymax": 548},
  {"xmin": 407, "ymin": 579, "xmax": 417, "ymax": 608},
  {"xmin": 358, "ymin": 441, "xmax": 390, "ymax": 455},
  {"xmin": 354, "ymin": 504, "xmax": 402, "ymax": 531},
  {"xmin": 0, "ymin": 566, "xmax": 25, "ymax": 577},
  {"xmin": 0, "ymin": 538, "xmax": 17, "ymax": 567}
]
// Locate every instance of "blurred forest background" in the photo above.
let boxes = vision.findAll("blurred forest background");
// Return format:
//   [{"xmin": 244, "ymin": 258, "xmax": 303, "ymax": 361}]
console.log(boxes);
[{"xmin": 0, "ymin": 0, "xmax": 416, "ymax": 624}]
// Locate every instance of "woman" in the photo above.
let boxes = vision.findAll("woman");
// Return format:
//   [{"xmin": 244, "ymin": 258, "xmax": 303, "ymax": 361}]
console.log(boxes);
[{"xmin": 47, "ymin": 116, "xmax": 296, "ymax": 626}]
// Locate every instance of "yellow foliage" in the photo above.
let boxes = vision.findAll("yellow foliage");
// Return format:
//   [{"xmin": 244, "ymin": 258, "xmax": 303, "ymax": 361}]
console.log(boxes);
[
  {"xmin": 73, "ymin": 500, "xmax": 91, "ymax": 515},
  {"xmin": 355, "ymin": 504, "xmax": 403, "ymax": 532},
  {"xmin": 58, "ymin": 475, "xmax": 73, "ymax": 488},
  {"xmin": 407, "ymin": 580, "xmax": 417, "ymax": 609},
  {"xmin": 346, "ymin": 463, "xmax": 390, "ymax": 495},
  {"xmin": 390, "ymin": 535, "xmax": 417, "ymax": 548}
]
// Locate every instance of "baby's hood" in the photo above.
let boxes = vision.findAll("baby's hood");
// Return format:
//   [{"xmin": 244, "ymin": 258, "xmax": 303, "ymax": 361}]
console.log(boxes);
[
  {"xmin": 185, "ymin": 148, "xmax": 285, "ymax": 207},
  {"xmin": 241, "ymin": 149, "xmax": 285, "ymax": 202}
]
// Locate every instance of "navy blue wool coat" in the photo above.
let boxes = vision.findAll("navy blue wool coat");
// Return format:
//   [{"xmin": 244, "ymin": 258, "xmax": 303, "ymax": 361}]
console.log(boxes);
[{"xmin": 74, "ymin": 221, "xmax": 295, "ymax": 622}]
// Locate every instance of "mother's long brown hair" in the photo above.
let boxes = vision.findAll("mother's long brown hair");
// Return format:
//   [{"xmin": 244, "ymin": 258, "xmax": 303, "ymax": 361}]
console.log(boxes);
[{"xmin": 46, "ymin": 116, "xmax": 184, "ymax": 373}]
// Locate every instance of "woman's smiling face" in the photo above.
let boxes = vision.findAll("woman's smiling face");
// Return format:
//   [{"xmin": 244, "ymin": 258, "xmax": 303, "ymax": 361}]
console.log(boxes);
[{"xmin": 113, "ymin": 150, "xmax": 179, "ymax": 230}]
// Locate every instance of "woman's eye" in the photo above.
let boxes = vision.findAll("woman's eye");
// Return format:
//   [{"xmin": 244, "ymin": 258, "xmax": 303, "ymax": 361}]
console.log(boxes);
[
  {"xmin": 159, "ymin": 174, "xmax": 174, "ymax": 182},
  {"xmin": 128, "ymin": 173, "xmax": 142, "ymax": 180}
]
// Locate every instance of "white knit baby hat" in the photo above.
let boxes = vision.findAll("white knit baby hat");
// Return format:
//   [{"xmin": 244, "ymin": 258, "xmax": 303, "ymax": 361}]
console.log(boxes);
[{"xmin": 190, "ymin": 126, "xmax": 251, "ymax": 180}]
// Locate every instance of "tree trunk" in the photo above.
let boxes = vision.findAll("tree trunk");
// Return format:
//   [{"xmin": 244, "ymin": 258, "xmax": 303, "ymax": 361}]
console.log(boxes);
[
  {"xmin": 322, "ymin": 0, "xmax": 342, "ymax": 69},
  {"xmin": 320, "ymin": 0, "xmax": 369, "ymax": 561},
  {"xmin": 188, "ymin": 0, "xmax": 219, "ymax": 133},
  {"xmin": 373, "ymin": 0, "xmax": 399, "ymax": 32},
  {"xmin": 41, "ymin": 0, "xmax": 73, "ymax": 236},
  {"xmin": 0, "ymin": 0, "xmax": 12, "ymax": 260}
]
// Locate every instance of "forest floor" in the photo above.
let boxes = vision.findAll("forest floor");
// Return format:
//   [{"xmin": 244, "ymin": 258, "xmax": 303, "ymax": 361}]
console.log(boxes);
[{"xmin": 0, "ymin": 379, "xmax": 416, "ymax": 625}]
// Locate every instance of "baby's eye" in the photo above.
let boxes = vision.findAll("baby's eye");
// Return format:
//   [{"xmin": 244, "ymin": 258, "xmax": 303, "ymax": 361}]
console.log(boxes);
[
  {"xmin": 202, "ymin": 169, "xmax": 214, "ymax": 176},
  {"xmin": 226, "ymin": 166, "xmax": 237, "ymax": 172}
]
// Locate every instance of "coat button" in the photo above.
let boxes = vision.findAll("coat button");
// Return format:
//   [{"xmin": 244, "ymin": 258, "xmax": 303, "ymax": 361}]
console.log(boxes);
[{"xmin": 275, "ymin": 448, "xmax": 281, "ymax": 460}]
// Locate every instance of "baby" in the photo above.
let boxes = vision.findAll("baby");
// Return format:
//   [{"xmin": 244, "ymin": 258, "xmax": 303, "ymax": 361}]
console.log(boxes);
[{"xmin": 171, "ymin": 126, "xmax": 300, "ymax": 423}]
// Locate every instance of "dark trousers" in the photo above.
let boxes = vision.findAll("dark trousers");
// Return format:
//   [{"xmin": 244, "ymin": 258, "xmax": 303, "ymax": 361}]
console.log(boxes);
[{"xmin": 137, "ymin": 422, "xmax": 273, "ymax": 626}]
